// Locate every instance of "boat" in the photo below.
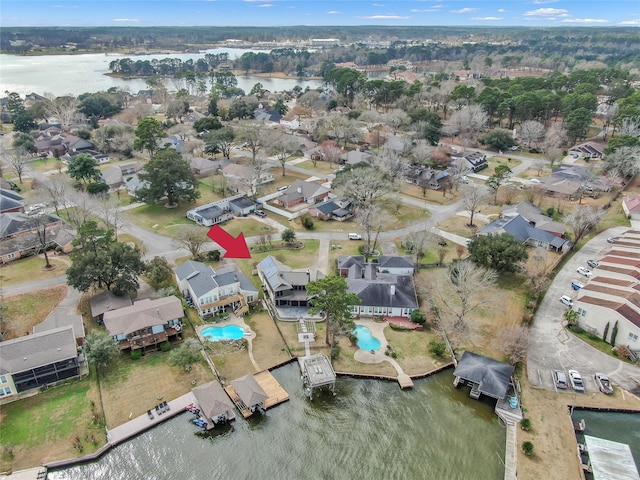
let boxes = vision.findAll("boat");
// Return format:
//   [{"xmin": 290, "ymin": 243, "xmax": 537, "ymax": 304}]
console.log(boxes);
[{"xmin": 594, "ymin": 373, "xmax": 613, "ymax": 395}]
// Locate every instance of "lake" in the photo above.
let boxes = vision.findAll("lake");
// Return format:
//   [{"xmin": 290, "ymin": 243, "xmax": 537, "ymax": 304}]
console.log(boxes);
[
  {"xmin": 48, "ymin": 364, "xmax": 506, "ymax": 480},
  {"xmin": 0, "ymin": 49, "xmax": 323, "ymax": 97}
]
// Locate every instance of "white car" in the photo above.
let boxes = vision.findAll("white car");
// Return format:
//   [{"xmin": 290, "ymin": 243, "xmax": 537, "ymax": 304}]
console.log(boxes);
[
  {"xmin": 576, "ymin": 267, "xmax": 592, "ymax": 277},
  {"xmin": 529, "ymin": 178, "xmax": 541, "ymax": 184},
  {"xmin": 560, "ymin": 295, "xmax": 574, "ymax": 307},
  {"xmin": 568, "ymin": 370, "xmax": 585, "ymax": 392}
]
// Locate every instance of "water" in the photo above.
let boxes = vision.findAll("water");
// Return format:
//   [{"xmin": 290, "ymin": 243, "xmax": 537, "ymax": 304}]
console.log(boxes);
[
  {"xmin": 201, "ymin": 325, "xmax": 244, "ymax": 341},
  {"xmin": 0, "ymin": 50, "xmax": 323, "ymax": 97},
  {"xmin": 49, "ymin": 364, "xmax": 505, "ymax": 480},
  {"xmin": 353, "ymin": 325, "xmax": 382, "ymax": 351}
]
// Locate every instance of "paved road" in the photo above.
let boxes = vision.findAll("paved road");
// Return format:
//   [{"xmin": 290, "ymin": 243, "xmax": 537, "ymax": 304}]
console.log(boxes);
[{"xmin": 527, "ymin": 225, "xmax": 640, "ymax": 394}]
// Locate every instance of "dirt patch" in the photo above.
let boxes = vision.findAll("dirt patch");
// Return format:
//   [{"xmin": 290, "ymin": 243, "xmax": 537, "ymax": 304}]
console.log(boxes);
[{"xmin": 2, "ymin": 285, "xmax": 68, "ymax": 340}]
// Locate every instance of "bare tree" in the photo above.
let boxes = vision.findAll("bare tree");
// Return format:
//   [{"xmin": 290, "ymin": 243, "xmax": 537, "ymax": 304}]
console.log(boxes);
[
  {"xmin": 541, "ymin": 122, "xmax": 568, "ymax": 158},
  {"xmin": 501, "ymin": 185, "xmax": 519, "ymax": 205},
  {"xmin": 375, "ymin": 145, "xmax": 407, "ymax": 182},
  {"xmin": 245, "ymin": 158, "xmax": 268, "ymax": 200},
  {"xmin": 498, "ymin": 325, "xmax": 530, "ymax": 365},
  {"xmin": 175, "ymin": 226, "xmax": 208, "ymax": 258},
  {"xmin": 448, "ymin": 105, "xmax": 488, "ymax": 147},
  {"xmin": 65, "ymin": 189, "xmax": 96, "ymax": 230},
  {"xmin": 603, "ymin": 146, "xmax": 640, "ymax": 179},
  {"xmin": 8, "ymin": 149, "xmax": 30, "ymax": 184},
  {"xmin": 405, "ymin": 229, "xmax": 433, "ymax": 267},
  {"xmin": 320, "ymin": 141, "xmax": 342, "ymax": 168},
  {"xmin": 356, "ymin": 203, "xmax": 389, "ymax": 259},
  {"xmin": 383, "ymin": 109, "xmax": 409, "ymax": 135},
  {"xmin": 265, "ymin": 131, "xmax": 299, "ymax": 176},
  {"xmin": 448, "ymin": 159, "xmax": 471, "ymax": 190},
  {"xmin": 564, "ymin": 205, "xmax": 606, "ymax": 243},
  {"xmin": 235, "ymin": 121, "xmax": 265, "ymax": 165},
  {"xmin": 32, "ymin": 173, "xmax": 71, "ymax": 216},
  {"xmin": 461, "ymin": 186, "xmax": 487, "ymax": 227},
  {"xmin": 519, "ymin": 120, "xmax": 545, "ymax": 149},
  {"xmin": 411, "ymin": 139, "xmax": 432, "ymax": 166},
  {"xmin": 617, "ymin": 115, "xmax": 640, "ymax": 138},
  {"xmin": 329, "ymin": 115, "xmax": 358, "ymax": 148},
  {"xmin": 332, "ymin": 166, "xmax": 393, "ymax": 209},
  {"xmin": 95, "ymin": 196, "xmax": 125, "ymax": 241},
  {"xmin": 44, "ymin": 94, "xmax": 80, "ymax": 132},
  {"xmin": 28, "ymin": 213, "xmax": 55, "ymax": 269}
]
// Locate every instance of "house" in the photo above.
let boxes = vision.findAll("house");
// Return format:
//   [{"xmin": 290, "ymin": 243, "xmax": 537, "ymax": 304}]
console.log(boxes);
[
  {"xmin": 477, "ymin": 215, "xmax": 569, "ymax": 251},
  {"xmin": 1, "ymin": 189, "xmax": 25, "ymax": 214},
  {"xmin": 0, "ymin": 212, "xmax": 75, "ymax": 264},
  {"xmin": 277, "ymin": 180, "xmax": 330, "ymax": 209},
  {"xmin": 174, "ymin": 260, "xmax": 258, "ymax": 318},
  {"xmin": 253, "ymin": 105, "xmax": 282, "ymax": 124},
  {"xmin": 308, "ymin": 198, "xmax": 355, "ymax": 222},
  {"xmin": 228, "ymin": 196, "xmax": 258, "ymax": 216},
  {"xmin": 622, "ymin": 195, "xmax": 640, "ymax": 221},
  {"xmin": 192, "ymin": 381, "xmax": 236, "ymax": 428},
  {"xmin": 89, "ymin": 290, "xmax": 134, "ymax": 323},
  {"xmin": 340, "ymin": 150, "xmax": 373, "ymax": 166},
  {"xmin": 256, "ymin": 255, "xmax": 324, "ymax": 309},
  {"xmin": 33, "ymin": 312, "xmax": 85, "ymax": 345},
  {"xmin": 185, "ymin": 195, "xmax": 246, "ymax": 227},
  {"xmin": 501, "ymin": 202, "xmax": 565, "ymax": 238},
  {"xmin": 102, "ymin": 296, "xmax": 184, "ymax": 352},
  {"xmin": 454, "ymin": 152, "xmax": 488, "ymax": 172},
  {"xmin": 573, "ymin": 230, "xmax": 640, "ymax": 349},
  {"xmin": 0, "ymin": 326, "xmax": 81, "ymax": 399},
  {"xmin": 62, "ymin": 150, "xmax": 110, "ymax": 165},
  {"xmin": 222, "ymin": 163, "xmax": 274, "ymax": 193},
  {"xmin": 35, "ymin": 133, "xmax": 94, "ymax": 157},
  {"xmin": 453, "ymin": 351, "xmax": 515, "ymax": 400},
  {"xmin": 230, "ymin": 375, "xmax": 268, "ymax": 413},
  {"xmin": 101, "ymin": 162, "xmax": 141, "ymax": 190},
  {"xmin": 550, "ymin": 165, "xmax": 609, "ymax": 192},
  {"xmin": 188, "ymin": 156, "xmax": 219, "ymax": 176},
  {"xmin": 337, "ymin": 255, "xmax": 418, "ymax": 318},
  {"xmin": 569, "ymin": 142, "xmax": 605, "ymax": 159}
]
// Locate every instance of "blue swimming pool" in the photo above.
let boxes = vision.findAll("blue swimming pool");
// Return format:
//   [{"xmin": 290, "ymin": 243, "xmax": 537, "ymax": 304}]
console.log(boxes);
[
  {"xmin": 353, "ymin": 325, "xmax": 382, "ymax": 351},
  {"xmin": 201, "ymin": 325, "xmax": 244, "ymax": 341}
]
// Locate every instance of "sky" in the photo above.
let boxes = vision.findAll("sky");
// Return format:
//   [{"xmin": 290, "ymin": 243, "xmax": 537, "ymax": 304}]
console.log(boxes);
[{"xmin": 1, "ymin": 0, "xmax": 639, "ymax": 27}]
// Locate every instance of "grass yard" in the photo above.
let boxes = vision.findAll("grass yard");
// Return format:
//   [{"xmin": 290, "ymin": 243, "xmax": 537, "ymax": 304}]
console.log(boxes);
[
  {"xmin": 2, "ymin": 285, "xmax": 68, "ymax": 340},
  {"xmin": 0, "ymin": 256, "xmax": 69, "ymax": 286},
  {"xmin": 243, "ymin": 310, "xmax": 292, "ymax": 369},
  {"xmin": 0, "ymin": 374, "xmax": 103, "ymax": 471},
  {"xmin": 437, "ymin": 214, "xmax": 490, "ymax": 238},
  {"xmin": 483, "ymin": 155, "xmax": 522, "ymax": 177},
  {"xmin": 400, "ymin": 181, "xmax": 462, "ymax": 206},
  {"xmin": 384, "ymin": 327, "xmax": 448, "ymax": 374}
]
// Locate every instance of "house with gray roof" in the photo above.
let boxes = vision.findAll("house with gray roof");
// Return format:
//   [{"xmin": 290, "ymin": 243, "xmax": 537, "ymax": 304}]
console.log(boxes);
[
  {"xmin": 339, "ymin": 150, "xmax": 373, "ymax": 166},
  {"xmin": 277, "ymin": 179, "xmax": 330, "ymax": 209},
  {"xmin": 308, "ymin": 198, "xmax": 355, "ymax": 222},
  {"xmin": 256, "ymin": 255, "xmax": 324, "ymax": 309},
  {"xmin": 1, "ymin": 189, "xmax": 25, "ymax": 214},
  {"xmin": 186, "ymin": 194, "xmax": 250, "ymax": 227},
  {"xmin": 174, "ymin": 260, "xmax": 258, "ymax": 318},
  {"xmin": 89, "ymin": 290, "xmax": 134, "ymax": 322},
  {"xmin": 501, "ymin": 202, "xmax": 565, "ymax": 237},
  {"xmin": 33, "ymin": 313, "xmax": 85, "ymax": 345},
  {"xmin": 478, "ymin": 215, "xmax": 569, "ymax": 251},
  {"xmin": 337, "ymin": 255, "xmax": 418, "ymax": 318},
  {"xmin": 102, "ymin": 296, "xmax": 184, "ymax": 352},
  {"xmin": 0, "ymin": 326, "xmax": 81, "ymax": 399}
]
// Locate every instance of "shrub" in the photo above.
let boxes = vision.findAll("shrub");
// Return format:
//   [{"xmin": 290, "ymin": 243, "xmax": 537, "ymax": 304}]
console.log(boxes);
[
  {"xmin": 331, "ymin": 342, "xmax": 341, "ymax": 360},
  {"xmin": 86, "ymin": 182, "xmax": 109, "ymax": 195},
  {"xmin": 347, "ymin": 332, "xmax": 358, "ymax": 346},
  {"xmin": 207, "ymin": 250, "xmax": 221, "ymax": 262},
  {"xmin": 520, "ymin": 418, "xmax": 532, "ymax": 431},
  {"xmin": 410, "ymin": 309, "xmax": 426, "ymax": 324},
  {"xmin": 522, "ymin": 441, "xmax": 534, "ymax": 457},
  {"xmin": 428, "ymin": 340, "xmax": 447, "ymax": 357},
  {"xmin": 160, "ymin": 342, "xmax": 171, "ymax": 352},
  {"xmin": 130, "ymin": 349, "xmax": 142, "ymax": 360},
  {"xmin": 301, "ymin": 215, "xmax": 314, "ymax": 230}
]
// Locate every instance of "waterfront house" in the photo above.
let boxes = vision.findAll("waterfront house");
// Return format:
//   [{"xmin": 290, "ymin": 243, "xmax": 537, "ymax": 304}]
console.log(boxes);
[
  {"xmin": 174, "ymin": 260, "xmax": 257, "ymax": 318},
  {"xmin": 337, "ymin": 255, "xmax": 418, "ymax": 318},
  {"xmin": 256, "ymin": 255, "xmax": 324, "ymax": 309},
  {"xmin": 102, "ymin": 296, "xmax": 184, "ymax": 352},
  {"xmin": 453, "ymin": 351, "xmax": 515, "ymax": 400},
  {"xmin": 0, "ymin": 326, "xmax": 81, "ymax": 399},
  {"xmin": 192, "ymin": 381, "xmax": 236, "ymax": 428}
]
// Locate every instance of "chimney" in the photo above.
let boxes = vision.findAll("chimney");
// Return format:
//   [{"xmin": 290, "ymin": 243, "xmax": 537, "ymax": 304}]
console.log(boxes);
[
  {"xmin": 390, "ymin": 285, "xmax": 395, "ymax": 296},
  {"xmin": 156, "ymin": 309, "xmax": 160, "ymax": 317},
  {"xmin": 297, "ymin": 187, "xmax": 302, "ymax": 194},
  {"xmin": 306, "ymin": 268, "xmax": 310, "ymax": 280}
]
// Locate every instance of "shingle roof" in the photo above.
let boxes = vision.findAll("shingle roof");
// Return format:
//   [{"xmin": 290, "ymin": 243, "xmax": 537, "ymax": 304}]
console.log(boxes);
[
  {"xmin": 0, "ymin": 326, "xmax": 77, "ymax": 375},
  {"xmin": 479, "ymin": 215, "xmax": 566, "ymax": 249},
  {"xmin": 33, "ymin": 313, "xmax": 85, "ymax": 340},
  {"xmin": 453, "ymin": 351, "xmax": 514, "ymax": 399},
  {"xmin": 231, "ymin": 374, "xmax": 268, "ymax": 407},
  {"xmin": 103, "ymin": 296, "xmax": 183, "ymax": 336},
  {"xmin": 192, "ymin": 381, "xmax": 236, "ymax": 421},
  {"xmin": 347, "ymin": 273, "xmax": 418, "ymax": 310},
  {"xmin": 89, "ymin": 290, "xmax": 133, "ymax": 318}
]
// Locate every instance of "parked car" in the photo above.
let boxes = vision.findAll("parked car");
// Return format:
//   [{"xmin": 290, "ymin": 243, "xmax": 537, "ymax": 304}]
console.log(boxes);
[
  {"xmin": 529, "ymin": 178, "xmax": 541, "ymax": 184},
  {"xmin": 553, "ymin": 370, "xmax": 568, "ymax": 389},
  {"xmin": 571, "ymin": 281, "xmax": 584, "ymax": 290},
  {"xmin": 438, "ymin": 237, "xmax": 448, "ymax": 246},
  {"xmin": 560, "ymin": 295, "xmax": 574, "ymax": 307},
  {"xmin": 594, "ymin": 373, "xmax": 613, "ymax": 395},
  {"xmin": 254, "ymin": 210, "xmax": 266, "ymax": 218},
  {"xmin": 568, "ymin": 369, "xmax": 585, "ymax": 392},
  {"xmin": 27, "ymin": 203, "xmax": 46, "ymax": 215},
  {"xmin": 348, "ymin": 233, "xmax": 362, "ymax": 240},
  {"xmin": 587, "ymin": 260, "xmax": 599, "ymax": 269},
  {"xmin": 277, "ymin": 185, "xmax": 289, "ymax": 192},
  {"xmin": 510, "ymin": 145, "xmax": 519, "ymax": 151},
  {"xmin": 576, "ymin": 267, "xmax": 592, "ymax": 277},
  {"xmin": 607, "ymin": 237, "xmax": 616, "ymax": 244}
]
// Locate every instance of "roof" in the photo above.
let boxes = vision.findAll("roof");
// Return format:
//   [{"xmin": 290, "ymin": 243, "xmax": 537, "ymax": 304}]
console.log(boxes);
[
  {"xmin": 89, "ymin": 290, "xmax": 133, "ymax": 318},
  {"xmin": 624, "ymin": 195, "xmax": 640, "ymax": 214},
  {"xmin": 231, "ymin": 374, "xmax": 268, "ymax": 407},
  {"xmin": 0, "ymin": 212, "xmax": 62, "ymax": 239},
  {"xmin": 192, "ymin": 381, "xmax": 236, "ymax": 422},
  {"xmin": 280, "ymin": 180, "xmax": 330, "ymax": 203},
  {"xmin": 257, "ymin": 255, "xmax": 322, "ymax": 294},
  {"xmin": 0, "ymin": 326, "xmax": 77, "ymax": 375},
  {"xmin": 453, "ymin": 351, "xmax": 515, "ymax": 399},
  {"xmin": 583, "ymin": 435, "xmax": 640, "ymax": 480},
  {"xmin": 569, "ymin": 142, "xmax": 605, "ymax": 157},
  {"xmin": 501, "ymin": 202, "xmax": 565, "ymax": 235},
  {"xmin": 229, "ymin": 196, "xmax": 256, "ymax": 210},
  {"xmin": 377, "ymin": 256, "xmax": 414, "ymax": 270},
  {"xmin": 348, "ymin": 274, "xmax": 419, "ymax": 310},
  {"xmin": 479, "ymin": 215, "xmax": 566, "ymax": 249},
  {"xmin": 175, "ymin": 260, "xmax": 256, "ymax": 298},
  {"xmin": 302, "ymin": 354, "xmax": 336, "ymax": 388},
  {"xmin": 33, "ymin": 313, "xmax": 85, "ymax": 340},
  {"xmin": 1, "ymin": 189, "xmax": 24, "ymax": 211},
  {"xmin": 103, "ymin": 296, "xmax": 183, "ymax": 336},
  {"xmin": 191, "ymin": 204, "xmax": 225, "ymax": 221}
]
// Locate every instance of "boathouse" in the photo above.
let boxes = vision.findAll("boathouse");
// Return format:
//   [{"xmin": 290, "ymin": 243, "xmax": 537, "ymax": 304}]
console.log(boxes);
[
  {"xmin": 300, "ymin": 354, "xmax": 336, "ymax": 399},
  {"xmin": 453, "ymin": 351, "xmax": 514, "ymax": 400},
  {"xmin": 192, "ymin": 381, "xmax": 236, "ymax": 429}
]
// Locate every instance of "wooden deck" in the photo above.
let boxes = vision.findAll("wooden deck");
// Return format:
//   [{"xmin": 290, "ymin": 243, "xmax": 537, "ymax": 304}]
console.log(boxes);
[
  {"xmin": 223, "ymin": 385, "xmax": 252, "ymax": 418},
  {"xmin": 254, "ymin": 370, "xmax": 289, "ymax": 408}
]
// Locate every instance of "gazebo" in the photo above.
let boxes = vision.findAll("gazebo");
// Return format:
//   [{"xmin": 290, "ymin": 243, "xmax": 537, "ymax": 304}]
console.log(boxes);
[{"xmin": 453, "ymin": 351, "xmax": 515, "ymax": 400}]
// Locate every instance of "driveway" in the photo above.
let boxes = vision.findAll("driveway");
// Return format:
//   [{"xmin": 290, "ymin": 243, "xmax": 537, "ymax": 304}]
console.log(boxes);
[{"xmin": 527, "ymin": 226, "xmax": 640, "ymax": 394}]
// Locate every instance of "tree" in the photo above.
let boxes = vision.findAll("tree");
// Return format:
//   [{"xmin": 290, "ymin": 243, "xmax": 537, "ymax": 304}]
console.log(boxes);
[
  {"xmin": 265, "ymin": 131, "xmax": 299, "ymax": 176},
  {"xmin": 565, "ymin": 107, "xmax": 592, "ymax": 144},
  {"xmin": 67, "ymin": 153, "xmax": 101, "ymax": 184},
  {"xmin": 487, "ymin": 164, "xmax": 512, "ymax": 203},
  {"xmin": 306, "ymin": 276, "xmax": 361, "ymax": 346},
  {"xmin": 602, "ymin": 146, "xmax": 640, "ymax": 178},
  {"xmin": 84, "ymin": 330, "xmax": 119, "ymax": 370},
  {"xmin": 249, "ymin": 82, "xmax": 266, "ymax": 99},
  {"xmin": 281, "ymin": 228, "xmax": 296, "ymax": 245},
  {"xmin": 499, "ymin": 325, "xmax": 530, "ymax": 365},
  {"xmin": 564, "ymin": 205, "xmax": 605, "ymax": 243},
  {"xmin": 67, "ymin": 221, "xmax": 146, "ymax": 294},
  {"xmin": 522, "ymin": 441, "xmax": 534, "ymax": 457},
  {"xmin": 461, "ymin": 186, "xmax": 487, "ymax": 228},
  {"xmin": 27, "ymin": 212, "xmax": 55, "ymax": 269},
  {"xmin": 448, "ymin": 105, "xmax": 488, "ymax": 147},
  {"xmin": 145, "ymin": 256, "xmax": 173, "ymax": 286},
  {"xmin": 137, "ymin": 149, "xmax": 200, "ymax": 207},
  {"xmin": 273, "ymin": 98, "xmax": 288, "ymax": 116},
  {"xmin": 236, "ymin": 121, "xmax": 265, "ymax": 165},
  {"xmin": 479, "ymin": 128, "xmax": 515, "ymax": 151},
  {"xmin": 203, "ymin": 126, "xmax": 235, "ymax": 158},
  {"xmin": 175, "ymin": 226, "xmax": 207, "ymax": 258},
  {"xmin": 12, "ymin": 112, "xmax": 37, "ymax": 133},
  {"xmin": 12, "ymin": 132, "xmax": 37, "ymax": 154},
  {"xmin": 7, "ymin": 149, "xmax": 29, "ymax": 184},
  {"xmin": 44, "ymin": 94, "xmax": 80, "ymax": 132},
  {"xmin": 169, "ymin": 339, "xmax": 202, "ymax": 372},
  {"xmin": 332, "ymin": 165, "xmax": 393, "ymax": 209},
  {"xmin": 193, "ymin": 116, "xmax": 222, "ymax": 134},
  {"xmin": 519, "ymin": 120, "xmax": 545, "ymax": 149},
  {"xmin": 468, "ymin": 233, "xmax": 528, "ymax": 273},
  {"xmin": 320, "ymin": 141, "xmax": 342, "ymax": 167},
  {"xmin": 134, "ymin": 117, "xmax": 165, "ymax": 159}
]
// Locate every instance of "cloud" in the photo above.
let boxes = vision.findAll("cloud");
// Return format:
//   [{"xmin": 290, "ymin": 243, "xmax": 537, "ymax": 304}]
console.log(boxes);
[
  {"xmin": 532, "ymin": 0, "xmax": 559, "ymax": 3},
  {"xmin": 113, "ymin": 18, "xmax": 139, "ymax": 23},
  {"xmin": 451, "ymin": 8, "xmax": 478, "ymax": 14},
  {"xmin": 372, "ymin": 3, "xmax": 384, "ymax": 6},
  {"xmin": 411, "ymin": 8, "xmax": 442, "ymax": 13},
  {"xmin": 471, "ymin": 17, "xmax": 502, "ymax": 21},
  {"xmin": 497, "ymin": 9, "xmax": 505, "ymax": 13},
  {"xmin": 619, "ymin": 20, "xmax": 640, "ymax": 25},
  {"xmin": 327, "ymin": 10, "xmax": 340, "ymax": 15},
  {"xmin": 561, "ymin": 18, "xmax": 609, "ymax": 23},
  {"xmin": 258, "ymin": 3, "xmax": 273, "ymax": 7},
  {"xmin": 357, "ymin": 14, "xmax": 411, "ymax": 20},
  {"xmin": 524, "ymin": 8, "xmax": 568, "ymax": 16}
]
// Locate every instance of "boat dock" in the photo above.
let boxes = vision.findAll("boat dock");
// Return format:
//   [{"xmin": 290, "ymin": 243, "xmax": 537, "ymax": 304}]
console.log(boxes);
[
  {"xmin": 253, "ymin": 370, "xmax": 289, "ymax": 408},
  {"xmin": 223, "ymin": 385, "xmax": 253, "ymax": 418}
]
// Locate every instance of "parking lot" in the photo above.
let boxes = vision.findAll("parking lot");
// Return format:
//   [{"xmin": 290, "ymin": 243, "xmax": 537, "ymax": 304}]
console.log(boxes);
[{"xmin": 527, "ymin": 226, "xmax": 640, "ymax": 393}]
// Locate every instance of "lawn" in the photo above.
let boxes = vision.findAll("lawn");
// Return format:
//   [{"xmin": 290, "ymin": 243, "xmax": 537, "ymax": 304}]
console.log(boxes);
[
  {"xmin": 0, "ymin": 255, "xmax": 69, "ymax": 286},
  {"xmin": 2, "ymin": 285, "xmax": 68, "ymax": 340},
  {"xmin": 483, "ymin": 155, "xmax": 522, "ymax": 177},
  {"xmin": 0, "ymin": 373, "xmax": 103, "ymax": 471}
]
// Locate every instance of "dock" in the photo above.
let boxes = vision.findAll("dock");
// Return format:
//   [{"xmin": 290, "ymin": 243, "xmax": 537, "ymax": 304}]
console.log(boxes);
[
  {"xmin": 253, "ymin": 370, "xmax": 290, "ymax": 408},
  {"xmin": 223, "ymin": 385, "xmax": 252, "ymax": 418}
]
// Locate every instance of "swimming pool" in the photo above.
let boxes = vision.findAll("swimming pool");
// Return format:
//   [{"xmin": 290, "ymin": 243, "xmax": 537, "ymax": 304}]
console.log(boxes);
[
  {"xmin": 353, "ymin": 325, "xmax": 382, "ymax": 351},
  {"xmin": 201, "ymin": 325, "xmax": 244, "ymax": 342}
]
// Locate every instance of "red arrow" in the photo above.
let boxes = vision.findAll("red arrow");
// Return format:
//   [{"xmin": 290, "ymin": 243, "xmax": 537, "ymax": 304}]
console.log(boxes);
[{"xmin": 207, "ymin": 224, "xmax": 251, "ymax": 259}]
